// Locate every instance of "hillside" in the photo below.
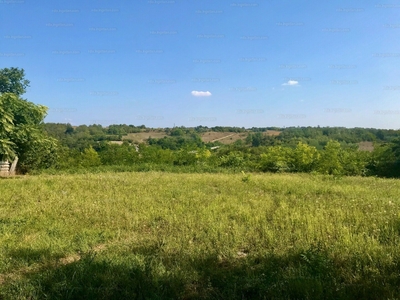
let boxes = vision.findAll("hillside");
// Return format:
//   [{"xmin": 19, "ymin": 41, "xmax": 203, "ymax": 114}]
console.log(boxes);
[{"xmin": 122, "ymin": 131, "xmax": 168, "ymax": 143}]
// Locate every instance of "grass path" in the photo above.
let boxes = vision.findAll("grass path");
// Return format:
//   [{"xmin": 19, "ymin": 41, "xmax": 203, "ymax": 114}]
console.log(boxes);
[{"xmin": 210, "ymin": 133, "xmax": 235, "ymax": 142}]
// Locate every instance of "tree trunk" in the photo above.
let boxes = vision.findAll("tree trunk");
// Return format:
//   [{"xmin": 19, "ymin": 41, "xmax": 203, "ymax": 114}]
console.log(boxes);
[{"xmin": 9, "ymin": 156, "xmax": 18, "ymax": 175}]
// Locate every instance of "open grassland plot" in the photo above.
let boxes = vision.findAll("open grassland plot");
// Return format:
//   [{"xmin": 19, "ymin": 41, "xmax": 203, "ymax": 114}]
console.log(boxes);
[
  {"xmin": 122, "ymin": 131, "xmax": 168, "ymax": 143},
  {"xmin": 0, "ymin": 172, "xmax": 400, "ymax": 299},
  {"xmin": 263, "ymin": 130, "xmax": 281, "ymax": 137},
  {"xmin": 201, "ymin": 130, "xmax": 281, "ymax": 144},
  {"xmin": 358, "ymin": 141, "xmax": 374, "ymax": 152},
  {"xmin": 201, "ymin": 132, "xmax": 248, "ymax": 144}
]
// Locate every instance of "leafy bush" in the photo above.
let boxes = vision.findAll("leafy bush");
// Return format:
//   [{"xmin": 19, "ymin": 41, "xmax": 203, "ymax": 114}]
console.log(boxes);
[
  {"xmin": 79, "ymin": 147, "xmax": 101, "ymax": 168},
  {"xmin": 98, "ymin": 144, "xmax": 139, "ymax": 166},
  {"xmin": 259, "ymin": 146, "xmax": 291, "ymax": 172},
  {"xmin": 289, "ymin": 142, "xmax": 320, "ymax": 173},
  {"xmin": 219, "ymin": 151, "xmax": 245, "ymax": 168}
]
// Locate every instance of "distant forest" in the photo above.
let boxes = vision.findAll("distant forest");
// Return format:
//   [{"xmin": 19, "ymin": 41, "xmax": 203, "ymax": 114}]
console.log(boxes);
[
  {"xmin": 34, "ymin": 123, "xmax": 400, "ymax": 178},
  {"xmin": 43, "ymin": 123, "xmax": 399, "ymax": 148}
]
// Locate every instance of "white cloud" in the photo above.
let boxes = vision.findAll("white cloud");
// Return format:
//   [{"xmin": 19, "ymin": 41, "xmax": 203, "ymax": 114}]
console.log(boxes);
[
  {"xmin": 191, "ymin": 90, "xmax": 212, "ymax": 97},
  {"xmin": 282, "ymin": 80, "xmax": 299, "ymax": 86}
]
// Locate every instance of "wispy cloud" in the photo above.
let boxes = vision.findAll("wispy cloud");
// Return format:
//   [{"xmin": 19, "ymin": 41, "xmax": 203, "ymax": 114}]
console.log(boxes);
[
  {"xmin": 282, "ymin": 80, "xmax": 299, "ymax": 86},
  {"xmin": 191, "ymin": 90, "xmax": 212, "ymax": 97}
]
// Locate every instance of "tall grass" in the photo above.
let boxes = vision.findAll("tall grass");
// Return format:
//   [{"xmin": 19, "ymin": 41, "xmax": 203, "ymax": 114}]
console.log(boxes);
[{"xmin": 1, "ymin": 172, "xmax": 399, "ymax": 299}]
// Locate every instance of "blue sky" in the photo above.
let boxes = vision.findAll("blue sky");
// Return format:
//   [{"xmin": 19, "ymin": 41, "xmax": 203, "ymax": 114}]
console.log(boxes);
[{"xmin": 1, "ymin": 0, "xmax": 400, "ymax": 129}]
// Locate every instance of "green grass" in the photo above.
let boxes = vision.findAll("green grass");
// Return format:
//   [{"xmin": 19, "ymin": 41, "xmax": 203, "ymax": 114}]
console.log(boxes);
[
  {"xmin": 31, "ymin": 163, "xmax": 244, "ymax": 175},
  {"xmin": 1, "ymin": 172, "xmax": 400, "ymax": 299}
]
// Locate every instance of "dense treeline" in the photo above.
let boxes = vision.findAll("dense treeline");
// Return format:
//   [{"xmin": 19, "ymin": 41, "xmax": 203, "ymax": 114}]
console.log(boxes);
[
  {"xmin": 32, "ymin": 123, "xmax": 400, "ymax": 178},
  {"xmin": 247, "ymin": 127, "xmax": 400, "ymax": 149}
]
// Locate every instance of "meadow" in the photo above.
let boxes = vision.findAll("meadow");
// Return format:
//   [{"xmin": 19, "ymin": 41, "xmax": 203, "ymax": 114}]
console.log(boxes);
[{"xmin": 0, "ymin": 171, "xmax": 399, "ymax": 299}]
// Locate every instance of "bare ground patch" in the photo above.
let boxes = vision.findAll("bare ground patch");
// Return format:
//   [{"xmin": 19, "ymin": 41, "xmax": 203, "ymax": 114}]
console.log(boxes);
[
  {"xmin": 201, "ymin": 132, "xmax": 248, "ymax": 144},
  {"xmin": 122, "ymin": 131, "xmax": 168, "ymax": 143},
  {"xmin": 358, "ymin": 141, "xmax": 374, "ymax": 152}
]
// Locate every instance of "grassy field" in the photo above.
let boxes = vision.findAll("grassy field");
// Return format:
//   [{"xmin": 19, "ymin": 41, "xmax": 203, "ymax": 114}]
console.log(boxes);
[
  {"xmin": 122, "ymin": 131, "xmax": 168, "ymax": 143},
  {"xmin": 0, "ymin": 172, "xmax": 399, "ymax": 299},
  {"xmin": 200, "ymin": 130, "xmax": 281, "ymax": 144},
  {"xmin": 200, "ymin": 132, "xmax": 248, "ymax": 144},
  {"xmin": 358, "ymin": 141, "xmax": 374, "ymax": 152}
]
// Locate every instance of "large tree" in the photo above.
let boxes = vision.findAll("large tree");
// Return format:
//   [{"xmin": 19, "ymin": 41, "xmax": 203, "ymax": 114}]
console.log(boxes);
[
  {"xmin": 368, "ymin": 138, "xmax": 400, "ymax": 177},
  {"xmin": 0, "ymin": 68, "xmax": 58, "ymax": 173},
  {"xmin": 0, "ymin": 67, "xmax": 30, "ymax": 96}
]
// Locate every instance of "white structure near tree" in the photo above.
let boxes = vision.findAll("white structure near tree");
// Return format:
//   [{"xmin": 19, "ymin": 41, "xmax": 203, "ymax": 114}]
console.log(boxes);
[
  {"xmin": 0, "ymin": 156, "xmax": 18, "ymax": 176},
  {"xmin": 0, "ymin": 160, "xmax": 10, "ymax": 176}
]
